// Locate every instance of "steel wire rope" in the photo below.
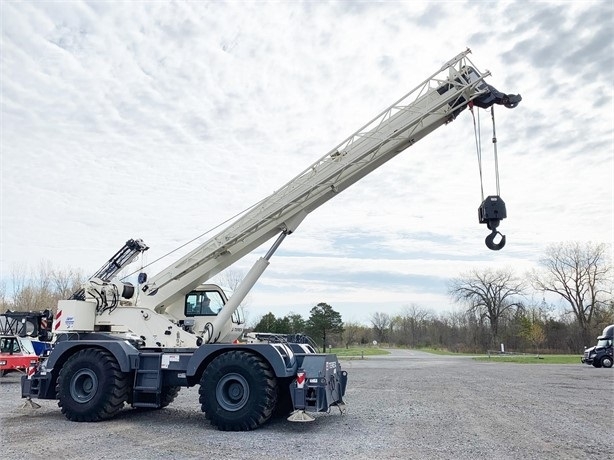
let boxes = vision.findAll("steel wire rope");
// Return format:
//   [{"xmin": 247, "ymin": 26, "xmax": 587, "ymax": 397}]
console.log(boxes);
[
  {"xmin": 491, "ymin": 106, "xmax": 501, "ymax": 196},
  {"xmin": 470, "ymin": 103, "xmax": 485, "ymax": 201},
  {"xmin": 121, "ymin": 199, "xmax": 265, "ymax": 282}
]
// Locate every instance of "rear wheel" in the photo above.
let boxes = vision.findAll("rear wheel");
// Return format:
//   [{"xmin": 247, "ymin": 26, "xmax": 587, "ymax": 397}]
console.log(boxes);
[
  {"xmin": 199, "ymin": 350, "xmax": 277, "ymax": 431},
  {"xmin": 57, "ymin": 348, "xmax": 129, "ymax": 422},
  {"xmin": 600, "ymin": 356, "xmax": 613, "ymax": 368}
]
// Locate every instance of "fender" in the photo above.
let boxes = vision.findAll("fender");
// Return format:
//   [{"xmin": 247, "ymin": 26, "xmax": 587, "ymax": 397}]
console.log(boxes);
[
  {"xmin": 22, "ymin": 337, "xmax": 140, "ymax": 400},
  {"xmin": 46, "ymin": 339, "xmax": 140, "ymax": 373},
  {"xmin": 185, "ymin": 343, "xmax": 298, "ymax": 384}
]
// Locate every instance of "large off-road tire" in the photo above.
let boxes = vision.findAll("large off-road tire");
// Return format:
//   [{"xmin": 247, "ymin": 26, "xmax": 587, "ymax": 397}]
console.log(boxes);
[
  {"xmin": 160, "ymin": 386, "xmax": 181, "ymax": 408},
  {"xmin": 199, "ymin": 351, "xmax": 277, "ymax": 431},
  {"xmin": 600, "ymin": 356, "xmax": 613, "ymax": 368},
  {"xmin": 57, "ymin": 348, "xmax": 129, "ymax": 422}
]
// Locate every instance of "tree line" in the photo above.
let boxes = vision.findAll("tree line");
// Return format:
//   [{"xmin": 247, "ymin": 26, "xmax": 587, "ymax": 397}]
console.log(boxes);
[
  {"xmin": 1, "ymin": 242, "xmax": 611, "ymax": 353},
  {"xmin": 247, "ymin": 242, "xmax": 613, "ymax": 353}
]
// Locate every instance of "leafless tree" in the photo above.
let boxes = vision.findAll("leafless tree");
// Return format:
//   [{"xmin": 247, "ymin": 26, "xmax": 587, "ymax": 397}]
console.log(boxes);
[
  {"xmin": 50, "ymin": 267, "xmax": 84, "ymax": 299},
  {"xmin": 394, "ymin": 304, "xmax": 433, "ymax": 347},
  {"xmin": 342, "ymin": 321, "xmax": 362, "ymax": 348},
  {"xmin": 2, "ymin": 262, "xmax": 85, "ymax": 313},
  {"xmin": 448, "ymin": 267, "xmax": 525, "ymax": 345},
  {"xmin": 530, "ymin": 241, "xmax": 612, "ymax": 341},
  {"xmin": 0, "ymin": 281, "xmax": 6, "ymax": 309},
  {"xmin": 370, "ymin": 312, "xmax": 391, "ymax": 343}
]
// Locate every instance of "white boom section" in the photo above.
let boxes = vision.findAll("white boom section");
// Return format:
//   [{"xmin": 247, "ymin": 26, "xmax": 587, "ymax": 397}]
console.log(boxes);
[{"xmin": 140, "ymin": 49, "xmax": 491, "ymax": 312}]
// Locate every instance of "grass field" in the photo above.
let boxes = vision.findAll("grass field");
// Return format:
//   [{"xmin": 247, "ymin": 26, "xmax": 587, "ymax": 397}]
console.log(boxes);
[
  {"xmin": 410, "ymin": 348, "xmax": 581, "ymax": 364},
  {"xmin": 324, "ymin": 346, "xmax": 580, "ymax": 364},
  {"xmin": 328, "ymin": 346, "xmax": 581, "ymax": 364},
  {"xmin": 473, "ymin": 354, "xmax": 580, "ymax": 364},
  {"xmin": 416, "ymin": 347, "xmax": 477, "ymax": 356},
  {"xmin": 329, "ymin": 347, "xmax": 390, "ymax": 357}
]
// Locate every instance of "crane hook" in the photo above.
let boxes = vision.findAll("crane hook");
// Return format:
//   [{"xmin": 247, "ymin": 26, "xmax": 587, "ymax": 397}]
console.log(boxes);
[
  {"xmin": 478, "ymin": 195, "xmax": 507, "ymax": 251},
  {"xmin": 485, "ymin": 227, "xmax": 506, "ymax": 251}
]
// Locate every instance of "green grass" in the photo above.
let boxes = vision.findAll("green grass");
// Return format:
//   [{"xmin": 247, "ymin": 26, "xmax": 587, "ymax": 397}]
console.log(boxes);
[
  {"xmin": 324, "ymin": 346, "xmax": 579, "ymax": 363},
  {"xmin": 416, "ymin": 347, "xmax": 477, "ymax": 356},
  {"xmin": 473, "ymin": 354, "xmax": 580, "ymax": 364},
  {"xmin": 328, "ymin": 347, "xmax": 390, "ymax": 357}
]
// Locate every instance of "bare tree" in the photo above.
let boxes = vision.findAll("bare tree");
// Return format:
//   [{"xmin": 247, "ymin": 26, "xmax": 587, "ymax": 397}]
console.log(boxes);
[
  {"xmin": 11, "ymin": 262, "xmax": 54, "ymax": 311},
  {"xmin": 530, "ymin": 241, "xmax": 612, "ymax": 342},
  {"xmin": 397, "ymin": 304, "xmax": 432, "ymax": 347},
  {"xmin": 370, "ymin": 312, "xmax": 391, "ymax": 343},
  {"xmin": 342, "ymin": 321, "xmax": 362, "ymax": 349},
  {"xmin": 448, "ymin": 268, "xmax": 525, "ymax": 346},
  {"xmin": 0, "ymin": 281, "xmax": 7, "ymax": 311},
  {"xmin": 4, "ymin": 261, "xmax": 85, "ymax": 313},
  {"xmin": 51, "ymin": 267, "xmax": 84, "ymax": 299}
]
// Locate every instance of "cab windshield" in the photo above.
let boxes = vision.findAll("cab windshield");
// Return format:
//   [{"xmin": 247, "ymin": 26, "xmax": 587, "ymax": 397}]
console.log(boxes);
[
  {"xmin": 0, "ymin": 337, "xmax": 35, "ymax": 354},
  {"xmin": 0, "ymin": 337, "xmax": 20, "ymax": 354},
  {"xmin": 596, "ymin": 339, "xmax": 612, "ymax": 348},
  {"xmin": 185, "ymin": 290, "xmax": 225, "ymax": 316}
]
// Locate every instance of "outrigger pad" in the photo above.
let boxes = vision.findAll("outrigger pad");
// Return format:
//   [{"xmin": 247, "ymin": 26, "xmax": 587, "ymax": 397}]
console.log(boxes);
[
  {"xmin": 287, "ymin": 410, "xmax": 316, "ymax": 423},
  {"xmin": 20, "ymin": 398, "xmax": 41, "ymax": 409}
]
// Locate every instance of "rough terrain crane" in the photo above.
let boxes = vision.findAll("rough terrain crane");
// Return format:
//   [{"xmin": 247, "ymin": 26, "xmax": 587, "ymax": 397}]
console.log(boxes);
[{"xmin": 21, "ymin": 49, "xmax": 521, "ymax": 431}]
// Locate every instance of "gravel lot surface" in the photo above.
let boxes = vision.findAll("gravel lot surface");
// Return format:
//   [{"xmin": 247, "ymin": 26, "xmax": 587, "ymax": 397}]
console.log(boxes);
[{"xmin": 1, "ymin": 349, "xmax": 612, "ymax": 460}]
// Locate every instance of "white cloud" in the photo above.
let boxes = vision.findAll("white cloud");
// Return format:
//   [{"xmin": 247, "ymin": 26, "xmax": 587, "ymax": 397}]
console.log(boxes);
[{"xmin": 1, "ymin": 1, "xmax": 612, "ymax": 324}]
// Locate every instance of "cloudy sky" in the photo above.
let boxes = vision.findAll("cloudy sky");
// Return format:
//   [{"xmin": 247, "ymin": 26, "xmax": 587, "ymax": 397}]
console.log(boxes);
[{"xmin": 1, "ymin": 1, "xmax": 612, "ymax": 325}]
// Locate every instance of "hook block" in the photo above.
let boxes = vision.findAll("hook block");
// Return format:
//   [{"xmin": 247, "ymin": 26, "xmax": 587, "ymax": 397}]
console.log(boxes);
[{"xmin": 478, "ymin": 195, "xmax": 507, "ymax": 229}]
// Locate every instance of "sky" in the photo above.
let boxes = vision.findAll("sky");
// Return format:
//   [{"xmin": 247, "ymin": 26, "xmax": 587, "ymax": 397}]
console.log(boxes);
[{"xmin": 1, "ymin": 1, "xmax": 612, "ymax": 325}]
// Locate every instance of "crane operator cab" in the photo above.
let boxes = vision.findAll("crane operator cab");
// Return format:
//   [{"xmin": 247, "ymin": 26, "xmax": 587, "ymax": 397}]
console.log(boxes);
[
  {"xmin": 186, "ymin": 291, "xmax": 221, "ymax": 316},
  {"xmin": 178, "ymin": 285, "xmax": 244, "ymax": 341}
]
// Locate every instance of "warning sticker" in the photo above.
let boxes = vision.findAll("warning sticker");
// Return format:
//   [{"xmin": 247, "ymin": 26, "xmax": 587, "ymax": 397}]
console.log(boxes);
[{"xmin": 161, "ymin": 354, "xmax": 180, "ymax": 369}]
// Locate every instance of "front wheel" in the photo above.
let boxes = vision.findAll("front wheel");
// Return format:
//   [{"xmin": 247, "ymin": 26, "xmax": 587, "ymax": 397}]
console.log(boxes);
[
  {"xmin": 600, "ymin": 356, "xmax": 613, "ymax": 368},
  {"xmin": 199, "ymin": 350, "xmax": 277, "ymax": 431},
  {"xmin": 57, "ymin": 348, "xmax": 129, "ymax": 422}
]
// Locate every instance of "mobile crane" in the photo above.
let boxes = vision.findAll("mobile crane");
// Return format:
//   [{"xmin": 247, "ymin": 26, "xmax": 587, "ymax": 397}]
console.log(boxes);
[
  {"xmin": 21, "ymin": 49, "xmax": 521, "ymax": 431},
  {"xmin": 1, "ymin": 310, "xmax": 53, "ymax": 376}
]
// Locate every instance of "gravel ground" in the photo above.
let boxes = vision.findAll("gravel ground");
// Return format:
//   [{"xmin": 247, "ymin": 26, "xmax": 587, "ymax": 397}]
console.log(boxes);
[{"xmin": 1, "ymin": 349, "xmax": 612, "ymax": 460}]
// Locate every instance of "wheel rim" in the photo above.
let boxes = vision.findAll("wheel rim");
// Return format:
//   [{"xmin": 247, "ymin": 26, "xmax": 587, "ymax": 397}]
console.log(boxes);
[
  {"xmin": 70, "ymin": 369, "xmax": 99, "ymax": 404},
  {"xmin": 604, "ymin": 357, "xmax": 613, "ymax": 367},
  {"xmin": 216, "ymin": 373, "xmax": 250, "ymax": 411}
]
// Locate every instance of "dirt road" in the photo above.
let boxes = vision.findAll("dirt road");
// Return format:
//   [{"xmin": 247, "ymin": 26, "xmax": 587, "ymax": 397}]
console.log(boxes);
[{"xmin": 1, "ymin": 350, "xmax": 611, "ymax": 459}]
